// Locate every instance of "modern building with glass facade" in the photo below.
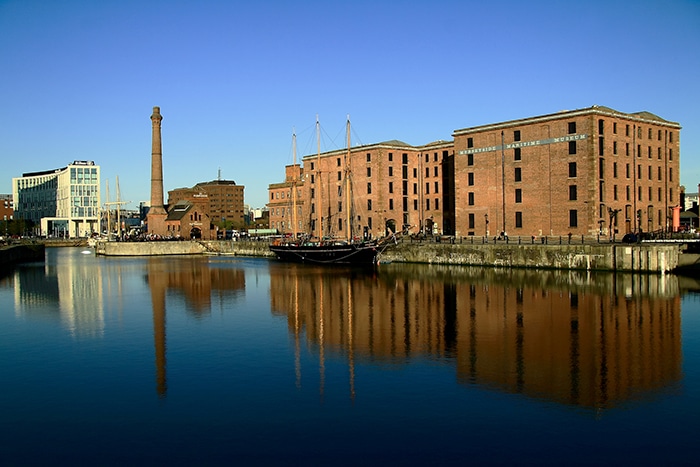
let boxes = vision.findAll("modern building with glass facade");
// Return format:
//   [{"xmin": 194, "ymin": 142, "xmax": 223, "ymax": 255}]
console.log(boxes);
[{"xmin": 12, "ymin": 160, "xmax": 101, "ymax": 237}]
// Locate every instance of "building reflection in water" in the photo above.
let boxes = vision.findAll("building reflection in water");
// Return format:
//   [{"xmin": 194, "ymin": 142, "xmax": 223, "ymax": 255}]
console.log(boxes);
[
  {"xmin": 269, "ymin": 263, "xmax": 682, "ymax": 410},
  {"xmin": 4, "ymin": 252, "xmax": 246, "ymax": 399},
  {"xmin": 146, "ymin": 256, "xmax": 246, "ymax": 397},
  {"xmin": 6, "ymin": 251, "xmax": 105, "ymax": 338}
]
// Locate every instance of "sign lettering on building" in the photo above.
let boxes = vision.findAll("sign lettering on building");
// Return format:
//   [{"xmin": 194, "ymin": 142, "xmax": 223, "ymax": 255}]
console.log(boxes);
[{"xmin": 458, "ymin": 134, "xmax": 588, "ymax": 155}]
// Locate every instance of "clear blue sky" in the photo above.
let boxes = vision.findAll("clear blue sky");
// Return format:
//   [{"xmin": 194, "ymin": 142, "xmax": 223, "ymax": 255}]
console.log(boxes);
[{"xmin": 1, "ymin": 0, "xmax": 699, "ymax": 209}]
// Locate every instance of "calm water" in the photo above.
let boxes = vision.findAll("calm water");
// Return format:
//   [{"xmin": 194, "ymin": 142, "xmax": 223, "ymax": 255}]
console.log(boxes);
[{"xmin": 0, "ymin": 247, "xmax": 698, "ymax": 465}]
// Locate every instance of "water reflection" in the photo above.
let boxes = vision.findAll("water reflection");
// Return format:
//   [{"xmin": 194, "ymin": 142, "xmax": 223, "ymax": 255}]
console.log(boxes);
[
  {"xmin": 1, "ymin": 250, "xmax": 685, "ymax": 410},
  {"xmin": 146, "ymin": 256, "xmax": 246, "ymax": 316},
  {"xmin": 1, "ymin": 250, "xmax": 248, "ymax": 399},
  {"xmin": 4, "ymin": 250, "xmax": 105, "ymax": 337},
  {"xmin": 146, "ymin": 256, "xmax": 246, "ymax": 397},
  {"xmin": 269, "ymin": 263, "xmax": 682, "ymax": 410}
]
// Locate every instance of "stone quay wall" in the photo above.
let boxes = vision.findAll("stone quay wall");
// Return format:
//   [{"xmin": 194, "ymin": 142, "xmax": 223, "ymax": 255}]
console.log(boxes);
[
  {"xmin": 95, "ymin": 239, "xmax": 681, "ymax": 273},
  {"xmin": 96, "ymin": 240, "xmax": 275, "ymax": 258},
  {"xmin": 0, "ymin": 244, "xmax": 46, "ymax": 271},
  {"xmin": 201, "ymin": 240, "xmax": 275, "ymax": 257},
  {"xmin": 380, "ymin": 242, "xmax": 680, "ymax": 273},
  {"xmin": 96, "ymin": 241, "xmax": 209, "ymax": 256}
]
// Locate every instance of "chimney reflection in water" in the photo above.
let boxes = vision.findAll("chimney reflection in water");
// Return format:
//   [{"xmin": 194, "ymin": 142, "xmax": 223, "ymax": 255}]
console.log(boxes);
[
  {"xmin": 147, "ymin": 257, "xmax": 246, "ymax": 398},
  {"xmin": 148, "ymin": 259, "xmax": 168, "ymax": 398}
]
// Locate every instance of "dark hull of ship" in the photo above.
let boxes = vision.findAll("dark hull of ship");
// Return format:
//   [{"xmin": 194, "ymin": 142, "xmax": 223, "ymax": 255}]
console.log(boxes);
[{"xmin": 269, "ymin": 242, "xmax": 378, "ymax": 265}]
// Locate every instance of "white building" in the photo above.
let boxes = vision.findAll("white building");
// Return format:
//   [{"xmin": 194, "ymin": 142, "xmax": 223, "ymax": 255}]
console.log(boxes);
[{"xmin": 12, "ymin": 160, "xmax": 101, "ymax": 238}]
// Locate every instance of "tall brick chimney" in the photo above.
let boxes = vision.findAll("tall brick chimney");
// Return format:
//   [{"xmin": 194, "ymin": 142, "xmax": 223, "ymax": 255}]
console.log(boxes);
[
  {"xmin": 150, "ymin": 106, "xmax": 166, "ymax": 215},
  {"xmin": 147, "ymin": 106, "xmax": 167, "ymax": 235}
]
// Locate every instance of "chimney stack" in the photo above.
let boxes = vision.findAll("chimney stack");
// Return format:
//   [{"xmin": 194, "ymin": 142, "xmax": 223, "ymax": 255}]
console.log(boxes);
[
  {"xmin": 149, "ymin": 106, "xmax": 166, "ymax": 215},
  {"xmin": 147, "ymin": 106, "xmax": 168, "ymax": 236}
]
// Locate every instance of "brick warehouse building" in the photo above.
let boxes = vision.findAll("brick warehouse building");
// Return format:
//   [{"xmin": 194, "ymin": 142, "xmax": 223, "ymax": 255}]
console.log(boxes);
[
  {"xmin": 268, "ymin": 164, "xmax": 304, "ymax": 233},
  {"xmin": 192, "ymin": 180, "xmax": 245, "ymax": 228},
  {"xmin": 269, "ymin": 135, "xmax": 454, "ymax": 239},
  {"xmin": 0, "ymin": 194, "xmax": 13, "ymax": 224},
  {"xmin": 268, "ymin": 106, "xmax": 680, "ymax": 239},
  {"xmin": 168, "ymin": 179, "xmax": 245, "ymax": 231},
  {"xmin": 453, "ymin": 106, "xmax": 680, "ymax": 238}
]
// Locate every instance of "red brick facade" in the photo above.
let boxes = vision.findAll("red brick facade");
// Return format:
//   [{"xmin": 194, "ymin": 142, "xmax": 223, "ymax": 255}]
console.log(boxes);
[
  {"xmin": 268, "ymin": 107, "xmax": 681, "ymax": 239},
  {"xmin": 192, "ymin": 180, "xmax": 245, "ymax": 227},
  {"xmin": 268, "ymin": 164, "xmax": 304, "ymax": 234},
  {"xmin": 168, "ymin": 179, "xmax": 245, "ymax": 231},
  {"xmin": 269, "ymin": 139, "xmax": 455, "ymax": 239},
  {"xmin": 0, "ymin": 195, "xmax": 13, "ymax": 223},
  {"xmin": 453, "ymin": 106, "xmax": 681, "ymax": 237}
]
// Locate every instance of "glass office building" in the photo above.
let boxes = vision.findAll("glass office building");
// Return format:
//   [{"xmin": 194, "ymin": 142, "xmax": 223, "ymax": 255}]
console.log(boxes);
[{"xmin": 13, "ymin": 161, "xmax": 100, "ymax": 238}]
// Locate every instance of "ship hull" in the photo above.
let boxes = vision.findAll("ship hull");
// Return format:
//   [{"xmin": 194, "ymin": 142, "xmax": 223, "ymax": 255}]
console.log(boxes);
[{"xmin": 269, "ymin": 242, "xmax": 378, "ymax": 265}]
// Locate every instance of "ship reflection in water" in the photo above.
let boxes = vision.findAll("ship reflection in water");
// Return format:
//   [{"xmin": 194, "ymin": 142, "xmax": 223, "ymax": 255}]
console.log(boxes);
[{"xmin": 269, "ymin": 262, "xmax": 682, "ymax": 410}]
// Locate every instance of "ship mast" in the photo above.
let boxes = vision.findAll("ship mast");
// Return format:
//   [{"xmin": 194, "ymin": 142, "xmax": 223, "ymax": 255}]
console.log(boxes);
[
  {"xmin": 292, "ymin": 128, "xmax": 298, "ymax": 239},
  {"xmin": 105, "ymin": 179, "xmax": 111, "ymax": 240},
  {"xmin": 316, "ymin": 115, "xmax": 322, "ymax": 239},
  {"xmin": 116, "ymin": 175, "xmax": 122, "ymax": 239},
  {"xmin": 345, "ymin": 115, "xmax": 352, "ymax": 242},
  {"xmin": 104, "ymin": 177, "xmax": 130, "ymax": 240}
]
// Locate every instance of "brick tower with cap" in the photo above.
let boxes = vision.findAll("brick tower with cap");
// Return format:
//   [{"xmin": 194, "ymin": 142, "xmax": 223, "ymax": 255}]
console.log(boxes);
[{"xmin": 147, "ymin": 106, "xmax": 168, "ymax": 236}]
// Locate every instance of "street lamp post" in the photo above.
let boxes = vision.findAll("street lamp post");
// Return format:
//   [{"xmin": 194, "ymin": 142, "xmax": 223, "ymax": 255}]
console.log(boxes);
[
  {"xmin": 637, "ymin": 209, "xmax": 643, "ymax": 235},
  {"xmin": 608, "ymin": 207, "xmax": 620, "ymax": 242}
]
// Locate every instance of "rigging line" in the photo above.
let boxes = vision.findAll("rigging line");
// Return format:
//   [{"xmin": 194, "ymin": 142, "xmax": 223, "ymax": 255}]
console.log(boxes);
[
  {"xmin": 318, "ymin": 123, "xmax": 344, "ymax": 154},
  {"xmin": 326, "ymin": 119, "xmax": 357, "ymax": 152},
  {"xmin": 297, "ymin": 118, "xmax": 365, "ymax": 158},
  {"xmin": 349, "ymin": 123, "xmax": 365, "ymax": 147},
  {"xmin": 298, "ymin": 122, "xmax": 320, "ymax": 157},
  {"xmin": 296, "ymin": 120, "xmax": 345, "ymax": 158},
  {"xmin": 285, "ymin": 121, "xmax": 320, "ymax": 160},
  {"xmin": 285, "ymin": 134, "xmax": 297, "ymax": 165}
]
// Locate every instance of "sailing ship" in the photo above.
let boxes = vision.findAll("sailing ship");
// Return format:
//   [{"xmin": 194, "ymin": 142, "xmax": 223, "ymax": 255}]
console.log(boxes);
[
  {"xmin": 269, "ymin": 238, "xmax": 381, "ymax": 265},
  {"xmin": 269, "ymin": 117, "xmax": 393, "ymax": 266}
]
